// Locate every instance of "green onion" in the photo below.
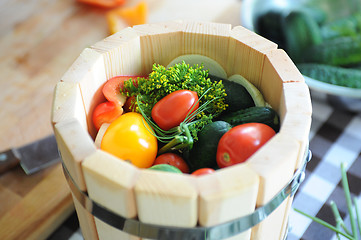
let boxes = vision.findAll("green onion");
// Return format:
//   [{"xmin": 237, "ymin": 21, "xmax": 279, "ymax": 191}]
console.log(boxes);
[{"xmin": 294, "ymin": 162, "xmax": 361, "ymax": 240}]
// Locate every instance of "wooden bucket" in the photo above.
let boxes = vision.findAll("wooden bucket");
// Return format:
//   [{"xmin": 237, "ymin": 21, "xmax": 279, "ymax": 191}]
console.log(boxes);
[{"xmin": 51, "ymin": 20, "xmax": 312, "ymax": 240}]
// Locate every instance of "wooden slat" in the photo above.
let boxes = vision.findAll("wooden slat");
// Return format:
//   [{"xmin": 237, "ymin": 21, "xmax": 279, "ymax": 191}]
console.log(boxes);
[
  {"xmin": 279, "ymin": 82, "xmax": 312, "ymax": 117},
  {"xmin": 248, "ymin": 133, "xmax": 299, "ymax": 240},
  {"xmin": 61, "ymin": 47, "xmax": 107, "ymax": 138},
  {"xmin": 261, "ymin": 49, "xmax": 305, "ymax": 113},
  {"xmin": 82, "ymin": 150, "xmax": 139, "ymax": 219},
  {"xmin": 53, "ymin": 119, "xmax": 96, "ymax": 191},
  {"xmin": 182, "ymin": 21, "xmax": 231, "ymax": 75},
  {"xmin": 279, "ymin": 81, "xmax": 312, "ymax": 168},
  {"xmin": 133, "ymin": 21, "xmax": 184, "ymax": 73},
  {"xmin": 82, "ymin": 150, "xmax": 142, "ymax": 240},
  {"xmin": 134, "ymin": 170, "xmax": 198, "ymax": 228},
  {"xmin": 280, "ymin": 113, "xmax": 312, "ymax": 168},
  {"xmin": 51, "ymin": 81, "xmax": 87, "ymax": 130},
  {"xmin": 252, "ymin": 200, "xmax": 289, "ymax": 240},
  {"xmin": 94, "ymin": 218, "xmax": 139, "ymax": 240},
  {"xmin": 72, "ymin": 192, "xmax": 99, "ymax": 240},
  {"xmin": 248, "ymin": 133, "xmax": 299, "ymax": 204},
  {"xmin": 53, "ymin": 118, "xmax": 99, "ymax": 239},
  {"xmin": 91, "ymin": 27, "xmax": 143, "ymax": 78},
  {"xmin": 197, "ymin": 163, "xmax": 259, "ymax": 239},
  {"xmin": 228, "ymin": 26, "xmax": 278, "ymax": 85}
]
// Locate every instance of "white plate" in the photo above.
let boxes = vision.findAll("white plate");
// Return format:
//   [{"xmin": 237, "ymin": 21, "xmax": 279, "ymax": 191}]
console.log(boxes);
[{"xmin": 304, "ymin": 76, "xmax": 361, "ymax": 99}]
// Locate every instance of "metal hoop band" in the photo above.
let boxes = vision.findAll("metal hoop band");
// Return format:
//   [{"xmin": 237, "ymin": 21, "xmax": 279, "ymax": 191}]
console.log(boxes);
[{"xmin": 63, "ymin": 150, "xmax": 311, "ymax": 239}]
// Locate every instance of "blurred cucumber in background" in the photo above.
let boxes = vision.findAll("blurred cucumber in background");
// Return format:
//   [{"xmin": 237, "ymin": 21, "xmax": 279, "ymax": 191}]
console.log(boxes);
[{"xmin": 242, "ymin": 0, "xmax": 361, "ymax": 89}]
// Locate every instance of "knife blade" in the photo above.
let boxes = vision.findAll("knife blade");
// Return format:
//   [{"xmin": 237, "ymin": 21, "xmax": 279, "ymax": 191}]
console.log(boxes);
[{"xmin": 0, "ymin": 134, "xmax": 61, "ymax": 175}]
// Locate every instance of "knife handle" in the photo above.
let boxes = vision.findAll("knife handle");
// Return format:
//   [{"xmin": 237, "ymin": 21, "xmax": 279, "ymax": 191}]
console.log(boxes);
[{"xmin": 0, "ymin": 150, "xmax": 20, "ymax": 174}]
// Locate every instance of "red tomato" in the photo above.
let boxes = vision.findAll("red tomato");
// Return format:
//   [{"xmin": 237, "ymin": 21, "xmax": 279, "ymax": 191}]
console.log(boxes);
[
  {"xmin": 153, "ymin": 153, "xmax": 189, "ymax": 173},
  {"xmin": 102, "ymin": 76, "xmax": 139, "ymax": 106},
  {"xmin": 191, "ymin": 168, "xmax": 215, "ymax": 176},
  {"xmin": 216, "ymin": 123, "xmax": 276, "ymax": 168},
  {"xmin": 151, "ymin": 90, "xmax": 199, "ymax": 130},
  {"xmin": 92, "ymin": 101, "xmax": 123, "ymax": 130}
]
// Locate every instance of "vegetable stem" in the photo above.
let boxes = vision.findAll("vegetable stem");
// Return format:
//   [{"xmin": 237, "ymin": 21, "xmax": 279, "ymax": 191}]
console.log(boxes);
[
  {"xmin": 158, "ymin": 135, "xmax": 192, "ymax": 155},
  {"xmin": 331, "ymin": 200, "xmax": 352, "ymax": 236},
  {"xmin": 294, "ymin": 208, "xmax": 355, "ymax": 239},
  {"xmin": 354, "ymin": 197, "xmax": 361, "ymax": 237},
  {"xmin": 341, "ymin": 163, "xmax": 359, "ymax": 240}
]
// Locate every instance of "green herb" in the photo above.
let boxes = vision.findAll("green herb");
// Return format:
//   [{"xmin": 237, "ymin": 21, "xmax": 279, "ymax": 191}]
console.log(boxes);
[
  {"xmin": 294, "ymin": 163, "xmax": 361, "ymax": 239},
  {"xmin": 122, "ymin": 61, "xmax": 228, "ymax": 153},
  {"xmin": 123, "ymin": 61, "xmax": 227, "ymax": 117}
]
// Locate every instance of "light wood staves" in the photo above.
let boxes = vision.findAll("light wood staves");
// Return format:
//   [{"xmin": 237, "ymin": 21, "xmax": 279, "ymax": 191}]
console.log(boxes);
[
  {"xmin": 52, "ymin": 20, "xmax": 312, "ymax": 240},
  {"xmin": 0, "ymin": 0, "xmax": 308, "ymax": 239},
  {"xmin": 0, "ymin": 0, "xmax": 241, "ymax": 239}
]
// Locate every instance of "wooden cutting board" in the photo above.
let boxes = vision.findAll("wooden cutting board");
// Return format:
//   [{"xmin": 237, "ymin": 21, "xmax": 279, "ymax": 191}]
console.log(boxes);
[{"xmin": 0, "ymin": 0, "xmax": 241, "ymax": 239}]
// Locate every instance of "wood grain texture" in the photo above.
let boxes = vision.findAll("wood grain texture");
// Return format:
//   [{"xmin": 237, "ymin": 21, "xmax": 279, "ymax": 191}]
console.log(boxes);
[
  {"xmin": 197, "ymin": 163, "xmax": 259, "ymax": 240},
  {"xmin": 3, "ymin": 0, "xmax": 315, "ymax": 239},
  {"xmin": 0, "ymin": 165, "xmax": 74, "ymax": 240},
  {"xmin": 134, "ymin": 170, "xmax": 198, "ymax": 227},
  {"xmin": 54, "ymin": 119, "xmax": 96, "ymax": 191},
  {"xmin": 82, "ymin": 150, "xmax": 140, "ymax": 219},
  {"xmin": 72, "ymin": 192, "xmax": 99, "ymax": 240}
]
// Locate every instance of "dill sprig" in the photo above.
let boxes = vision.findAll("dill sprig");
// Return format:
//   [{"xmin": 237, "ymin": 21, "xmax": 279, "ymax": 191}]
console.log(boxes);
[
  {"xmin": 121, "ymin": 61, "xmax": 228, "ymax": 149},
  {"xmin": 137, "ymin": 88, "xmax": 222, "ymax": 153},
  {"xmin": 122, "ymin": 61, "xmax": 227, "ymax": 118}
]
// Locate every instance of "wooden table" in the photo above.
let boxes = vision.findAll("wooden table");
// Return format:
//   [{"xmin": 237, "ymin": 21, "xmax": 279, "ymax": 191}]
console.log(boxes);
[{"xmin": 0, "ymin": 0, "xmax": 241, "ymax": 239}]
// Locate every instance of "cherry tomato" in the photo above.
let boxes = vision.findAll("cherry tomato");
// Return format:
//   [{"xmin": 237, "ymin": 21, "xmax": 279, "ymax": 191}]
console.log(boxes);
[
  {"xmin": 101, "ymin": 112, "xmax": 158, "ymax": 168},
  {"xmin": 191, "ymin": 168, "xmax": 215, "ymax": 176},
  {"xmin": 92, "ymin": 101, "xmax": 123, "ymax": 130},
  {"xmin": 102, "ymin": 76, "xmax": 140, "ymax": 106},
  {"xmin": 217, "ymin": 123, "xmax": 276, "ymax": 168},
  {"xmin": 151, "ymin": 90, "xmax": 199, "ymax": 131},
  {"xmin": 153, "ymin": 153, "xmax": 190, "ymax": 173}
]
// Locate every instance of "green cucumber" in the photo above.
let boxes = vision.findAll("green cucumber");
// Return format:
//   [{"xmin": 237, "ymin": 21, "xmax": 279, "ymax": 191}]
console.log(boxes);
[
  {"xmin": 188, "ymin": 121, "xmax": 231, "ymax": 171},
  {"xmin": 283, "ymin": 10, "xmax": 323, "ymax": 63},
  {"xmin": 303, "ymin": 35, "xmax": 361, "ymax": 66},
  {"xmin": 228, "ymin": 74, "xmax": 266, "ymax": 107},
  {"xmin": 320, "ymin": 12, "xmax": 361, "ymax": 40},
  {"xmin": 255, "ymin": 10, "xmax": 287, "ymax": 50},
  {"xmin": 218, "ymin": 106, "xmax": 280, "ymax": 132},
  {"xmin": 209, "ymin": 75, "xmax": 254, "ymax": 113},
  {"xmin": 166, "ymin": 54, "xmax": 228, "ymax": 79},
  {"xmin": 297, "ymin": 63, "xmax": 361, "ymax": 89}
]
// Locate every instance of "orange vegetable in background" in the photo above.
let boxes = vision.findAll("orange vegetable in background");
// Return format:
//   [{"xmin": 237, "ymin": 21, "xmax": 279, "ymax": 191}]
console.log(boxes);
[
  {"xmin": 100, "ymin": 112, "xmax": 158, "ymax": 168},
  {"xmin": 106, "ymin": 1, "xmax": 147, "ymax": 34},
  {"xmin": 77, "ymin": 0, "xmax": 126, "ymax": 8}
]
